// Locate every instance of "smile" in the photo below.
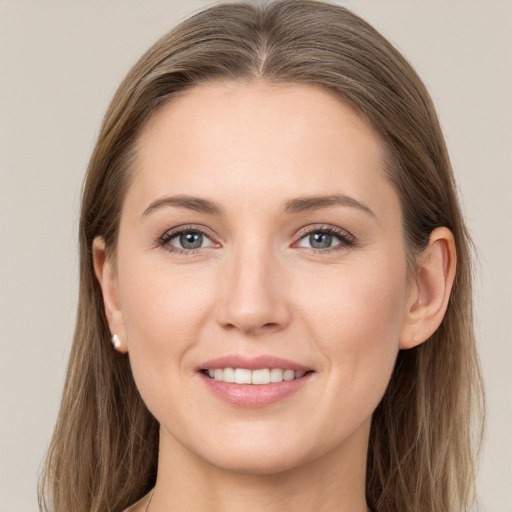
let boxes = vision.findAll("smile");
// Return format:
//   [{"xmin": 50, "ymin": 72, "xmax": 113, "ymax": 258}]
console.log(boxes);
[
  {"xmin": 197, "ymin": 355, "xmax": 314, "ymax": 407},
  {"xmin": 203, "ymin": 368, "xmax": 308, "ymax": 384},
  {"xmin": 198, "ymin": 357, "xmax": 314, "ymax": 407}
]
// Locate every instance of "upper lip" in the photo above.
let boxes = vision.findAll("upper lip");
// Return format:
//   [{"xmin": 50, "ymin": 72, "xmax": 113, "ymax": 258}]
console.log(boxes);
[{"xmin": 198, "ymin": 355, "xmax": 312, "ymax": 372}]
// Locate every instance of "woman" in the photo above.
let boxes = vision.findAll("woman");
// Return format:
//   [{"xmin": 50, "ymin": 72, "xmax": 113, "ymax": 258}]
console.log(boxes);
[{"xmin": 39, "ymin": 1, "xmax": 484, "ymax": 511}]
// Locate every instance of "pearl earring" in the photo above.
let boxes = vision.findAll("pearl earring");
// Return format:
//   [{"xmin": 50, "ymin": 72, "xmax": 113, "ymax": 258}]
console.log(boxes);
[{"xmin": 111, "ymin": 334, "xmax": 122, "ymax": 350}]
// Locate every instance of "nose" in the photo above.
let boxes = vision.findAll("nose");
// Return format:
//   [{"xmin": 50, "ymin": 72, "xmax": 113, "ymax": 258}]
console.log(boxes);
[{"xmin": 215, "ymin": 243, "xmax": 291, "ymax": 336}]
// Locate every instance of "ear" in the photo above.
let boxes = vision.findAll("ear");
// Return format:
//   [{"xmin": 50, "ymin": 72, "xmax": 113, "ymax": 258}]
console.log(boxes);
[
  {"xmin": 399, "ymin": 227, "xmax": 457, "ymax": 350},
  {"xmin": 92, "ymin": 237, "xmax": 128, "ymax": 353}
]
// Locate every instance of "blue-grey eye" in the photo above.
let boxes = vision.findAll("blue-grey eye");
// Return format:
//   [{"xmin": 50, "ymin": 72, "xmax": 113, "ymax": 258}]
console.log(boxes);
[
  {"xmin": 296, "ymin": 228, "xmax": 351, "ymax": 250},
  {"xmin": 179, "ymin": 232, "xmax": 204, "ymax": 249},
  {"xmin": 160, "ymin": 225, "xmax": 219, "ymax": 253},
  {"xmin": 309, "ymin": 232, "xmax": 333, "ymax": 249}
]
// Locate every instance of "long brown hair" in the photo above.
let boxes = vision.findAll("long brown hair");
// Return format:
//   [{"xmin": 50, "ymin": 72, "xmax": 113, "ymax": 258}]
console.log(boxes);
[{"xmin": 39, "ymin": 1, "xmax": 484, "ymax": 511}]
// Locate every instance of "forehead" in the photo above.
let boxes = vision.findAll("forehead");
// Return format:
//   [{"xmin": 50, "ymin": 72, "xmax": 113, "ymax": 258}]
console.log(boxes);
[{"xmin": 128, "ymin": 81, "xmax": 397, "ymax": 221}]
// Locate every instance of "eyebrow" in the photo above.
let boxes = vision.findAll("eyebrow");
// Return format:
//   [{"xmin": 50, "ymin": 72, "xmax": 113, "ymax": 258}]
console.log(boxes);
[
  {"xmin": 142, "ymin": 195, "xmax": 223, "ymax": 217},
  {"xmin": 282, "ymin": 194, "xmax": 375, "ymax": 217},
  {"xmin": 142, "ymin": 193, "xmax": 375, "ymax": 218}
]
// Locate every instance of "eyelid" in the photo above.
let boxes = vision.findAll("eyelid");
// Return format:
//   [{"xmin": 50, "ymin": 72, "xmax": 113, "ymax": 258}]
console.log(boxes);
[
  {"xmin": 156, "ymin": 223, "xmax": 355, "ymax": 254},
  {"xmin": 158, "ymin": 224, "xmax": 221, "ymax": 251},
  {"xmin": 292, "ymin": 224, "xmax": 356, "ymax": 250}
]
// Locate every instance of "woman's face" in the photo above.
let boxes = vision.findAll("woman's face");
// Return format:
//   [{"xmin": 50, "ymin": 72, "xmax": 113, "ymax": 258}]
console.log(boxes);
[{"xmin": 111, "ymin": 82, "xmax": 414, "ymax": 474}]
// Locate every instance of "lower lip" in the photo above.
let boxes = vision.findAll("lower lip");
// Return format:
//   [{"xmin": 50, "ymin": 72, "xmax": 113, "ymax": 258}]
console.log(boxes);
[{"xmin": 199, "ymin": 372, "xmax": 313, "ymax": 408}]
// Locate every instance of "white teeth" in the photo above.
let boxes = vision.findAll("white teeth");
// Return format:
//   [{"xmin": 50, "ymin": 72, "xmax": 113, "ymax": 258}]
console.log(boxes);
[
  {"xmin": 252, "ymin": 369, "xmax": 271, "ymax": 385},
  {"xmin": 270, "ymin": 368, "xmax": 283, "ymax": 382},
  {"xmin": 283, "ymin": 369, "xmax": 295, "ymax": 381},
  {"xmin": 234, "ymin": 368, "xmax": 252, "ymax": 384},
  {"xmin": 223, "ymin": 367, "xmax": 235, "ymax": 383},
  {"xmin": 206, "ymin": 367, "xmax": 308, "ymax": 384}
]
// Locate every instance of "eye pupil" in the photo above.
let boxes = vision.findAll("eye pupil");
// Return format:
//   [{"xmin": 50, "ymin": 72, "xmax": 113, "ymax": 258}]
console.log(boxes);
[
  {"xmin": 180, "ymin": 232, "xmax": 203, "ymax": 249},
  {"xmin": 309, "ymin": 232, "xmax": 332, "ymax": 249}
]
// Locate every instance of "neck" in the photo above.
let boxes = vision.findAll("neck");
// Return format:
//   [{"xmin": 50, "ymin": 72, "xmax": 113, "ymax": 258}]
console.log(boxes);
[{"xmin": 150, "ymin": 421, "xmax": 371, "ymax": 512}]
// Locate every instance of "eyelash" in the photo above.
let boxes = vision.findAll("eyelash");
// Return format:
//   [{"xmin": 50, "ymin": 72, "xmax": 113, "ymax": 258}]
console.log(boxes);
[
  {"xmin": 157, "ymin": 224, "xmax": 218, "ymax": 256},
  {"xmin": 157, "ymin": 224, "xmax": 355, "ymax": 255},
  {"xmin": 293, "ymin": 224, "xmax": 355, "ymax": 253}
]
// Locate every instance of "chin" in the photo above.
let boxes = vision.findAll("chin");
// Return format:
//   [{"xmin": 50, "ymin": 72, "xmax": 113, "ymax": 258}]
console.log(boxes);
[
  {"xmin": 185, "ymin": 426, "xmax": 344, "ymax": 477},
  {"xmin": 204, "ymin": 446, "xmax": 313, "ymax": 476}
]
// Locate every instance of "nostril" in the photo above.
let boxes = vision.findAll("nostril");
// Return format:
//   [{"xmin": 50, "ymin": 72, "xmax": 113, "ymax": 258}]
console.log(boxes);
[{"xmin": 223, "ymin": 320, "xmax": 284, "ymax": 336}]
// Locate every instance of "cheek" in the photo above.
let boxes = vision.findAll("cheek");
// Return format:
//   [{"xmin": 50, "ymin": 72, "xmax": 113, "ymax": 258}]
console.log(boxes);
[
  {"xmin": 305, "ymin": 258, "xmax": 406, "ymax": 338},
  {"xmin": 300, "ymin": 259, "xmax": 407, "ymax": 404},
  {"xmin": 120, "ymin": 258, "xmax": 212, "ymax": 341},
  {"xmin": 117, "ymin": 258, "xmax": 215, "ymax": 400}
]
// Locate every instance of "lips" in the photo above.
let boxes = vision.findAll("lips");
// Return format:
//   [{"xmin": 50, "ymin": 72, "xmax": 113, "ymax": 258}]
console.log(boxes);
[
  {"xmin": 199, "ymin": 354, "xmax": 311, "ymax": 372},
  {"xmin": 197, "ymin": 355, "xmax": 314, "ymax": 407}
]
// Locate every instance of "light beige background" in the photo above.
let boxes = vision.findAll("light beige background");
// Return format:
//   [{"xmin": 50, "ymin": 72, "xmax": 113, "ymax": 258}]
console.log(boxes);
[{"xmin": 1, "ymin": 1, "xmax": 511, "ymax": 511}]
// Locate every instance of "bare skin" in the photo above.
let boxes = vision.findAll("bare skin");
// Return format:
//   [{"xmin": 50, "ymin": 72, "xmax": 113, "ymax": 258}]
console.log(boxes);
[{"xmin": 94, "ymin": 82, "xmax": 456, "ymax": 512}]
